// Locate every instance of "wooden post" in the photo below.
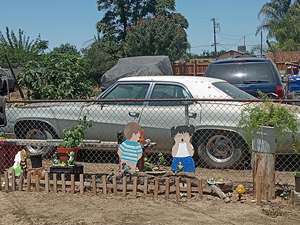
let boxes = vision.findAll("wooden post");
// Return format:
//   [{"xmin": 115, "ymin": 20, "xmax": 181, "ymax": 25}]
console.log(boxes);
[
  {"xmin": 80, "ymin": 174, "xmax": 84, "ymax": 194},
  {"xmin": 133, "ymin": 177, "xmax": 137, "ymax": 197},
  {"xmin": 92, "ymin": 175, "xmax": 96, "ymax": 195},
  {"xmin": 102, "ymin": 175, "xmax": 107, "ymax": 195},
  {"xmin": 143, "ymin": 177, "xmax": 148, "ymax": 197},
  {"xmin": 35, "ymin": 175, "xmax": 40, "ymax": 192},
  {"xmin": 175, "ymin": 177, "xmax": 180, "ymax": 202},
  {"xmin": 11, "ymin": 170, "xmax": 16, "ymax": 191},
  {"xmin": 113, "ymin": 176, "xmax": 117, "ymax": 195},
  {"xmin": 4, "ymin": 171, "xmax": 9, "ymax": 192},
  {"xmin": 187, "ymin": 178, "xmax": 191, "ymax": 199},
  {"xmin": 122, "ymin": 176, "xmax": 127, "ymax": 197},
  {"xmin": 61, "ymin": 174, "xmax": 66, "ymax": 193},
  {"xmin": 53, "ymin": 173, "xmax": 57, "ymax": 193},
  {"xmin": 71, "ymin": 174, "xmax": 75, "ymax": 194},
  {"xmin": 165, "ymin": 178, "xmax": 170, "ymax": 200},
  {"xmin": 197, "ymin": 179, "xmax": 203, "ymax": 199},
  {"xmin": 18, "ymin": 175, "xmax": 23, "ymax": 191},
  {"xmin": 256, "ymin": 175, "xmax": 262, "ymax": 205},
  {"xmin": 253, "ymin": 152, "xmax": 275, "ymax": 201},
  {"xmin": 26, "ymin": 173, "xmax": 31, "ymax": 192},
  {"xmin": 154, "ymin": 178, "xmax": 159, "ymax": 199},
  {"xmin": 45, "ymin": 173, "xmax": 49, "ymax": 193}
]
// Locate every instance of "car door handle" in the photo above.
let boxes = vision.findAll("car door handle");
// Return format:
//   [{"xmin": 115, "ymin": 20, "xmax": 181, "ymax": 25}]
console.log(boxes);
[
  {"xmin": 188, "ymin": 112, "xmax": 197, "ymax": 119},
  {"xmin": 129, "ymin": 112, "xmax": 140, "ymax": 118}
]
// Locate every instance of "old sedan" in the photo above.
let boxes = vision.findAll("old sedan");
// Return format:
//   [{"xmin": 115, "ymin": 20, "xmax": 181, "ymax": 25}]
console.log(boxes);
[{"xmin": 3, "ymin": 76, "xmax": 298, "ymax": 168}]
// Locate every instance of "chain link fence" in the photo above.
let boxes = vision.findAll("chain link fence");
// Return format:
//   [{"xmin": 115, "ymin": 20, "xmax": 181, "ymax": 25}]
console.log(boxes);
[{"xmin": 0, "ymin": 98, "xmax": 299, "ymax": 187}]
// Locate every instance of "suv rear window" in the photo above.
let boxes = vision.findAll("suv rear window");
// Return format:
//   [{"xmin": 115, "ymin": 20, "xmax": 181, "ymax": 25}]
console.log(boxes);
[
  {"xmin": 213, "ymin": 82, "xmax": 255, "ymax": 99},
  {"xmin": 206, "ymin": 62, "xmax": 276, "ymax": 84}
]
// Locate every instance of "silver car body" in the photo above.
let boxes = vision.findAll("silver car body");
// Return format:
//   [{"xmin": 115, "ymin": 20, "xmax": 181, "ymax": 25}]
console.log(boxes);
[{"xmin": 3, "ymin": 76, "xmax": 299, "ymax": 155}]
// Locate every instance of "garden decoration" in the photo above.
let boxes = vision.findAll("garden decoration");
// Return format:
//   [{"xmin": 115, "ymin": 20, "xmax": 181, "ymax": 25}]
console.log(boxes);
[
  {"xmin": 118, "ymin": 122, "xmax": 143, "ymax": 173},
  {"xmin": 235, "ymin": 184, "xmax": 246, "ymax": 201},
  {"xmin": 171, "ymin": 125, "xmax": 196, "ymax": 173},
  {"xmin": 11, "ymin": 149, "xmax": 28, "ymax": 176},
  {"xmin": 67, "ymin": 151, "xmax": 76, "ymax": 166},
  {"xmin": 207, "ymin": 178, "xmax": 231, "ymax": 203}
]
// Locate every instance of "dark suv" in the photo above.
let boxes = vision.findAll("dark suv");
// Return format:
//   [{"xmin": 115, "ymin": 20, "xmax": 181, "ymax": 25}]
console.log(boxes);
[{"xmin": 205, "ymin": 58, "xmax": 284, "ymax": 98}]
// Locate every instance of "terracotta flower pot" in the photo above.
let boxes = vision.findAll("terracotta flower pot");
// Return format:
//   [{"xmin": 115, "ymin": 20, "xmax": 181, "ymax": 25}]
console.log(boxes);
[{"xmin": 56, "ymin": 147, "xmax": 80, "ymax": 162}]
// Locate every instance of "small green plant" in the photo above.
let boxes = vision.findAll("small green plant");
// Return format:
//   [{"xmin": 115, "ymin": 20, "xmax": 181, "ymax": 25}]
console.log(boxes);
[
  {"xmin": 295, "ymin": 171, "xmax": 300, "ymax": 177},
  {"xmin": 239, "ymin": 96, "xmax": 299, "ymax": 150},
  {"xmin": 61, "ymin": 116, "xmax": 92, "ymax": 148}
]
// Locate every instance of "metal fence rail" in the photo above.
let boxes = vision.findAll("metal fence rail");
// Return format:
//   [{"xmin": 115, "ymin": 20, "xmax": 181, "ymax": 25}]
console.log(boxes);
[{"xmin": 1, "ymin": 98, "xmax": 299, "ymax": 187}]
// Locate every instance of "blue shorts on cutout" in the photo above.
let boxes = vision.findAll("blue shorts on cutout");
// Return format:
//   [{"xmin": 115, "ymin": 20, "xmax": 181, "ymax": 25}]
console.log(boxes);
[{"xmin": 171, "ymin": 156, "xmax": 195, "ymax": 173}]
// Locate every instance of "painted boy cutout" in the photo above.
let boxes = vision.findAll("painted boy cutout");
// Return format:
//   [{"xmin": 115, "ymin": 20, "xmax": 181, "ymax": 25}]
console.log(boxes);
[
  {"xmin": 171, "ymin": 125, "xmax": 196, "ymax": 173},
  {"xmin": 118, "ymin": 122, "xmax": 143, "ymax": 172}
]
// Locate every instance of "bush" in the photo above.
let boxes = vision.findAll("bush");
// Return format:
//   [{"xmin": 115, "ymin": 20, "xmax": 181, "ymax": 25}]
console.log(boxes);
[{"xmin": 19, "ymin": 53, "xmax": 93, "ymax": 99}]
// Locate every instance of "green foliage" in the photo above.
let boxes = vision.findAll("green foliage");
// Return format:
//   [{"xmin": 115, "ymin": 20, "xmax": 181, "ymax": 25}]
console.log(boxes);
[
  {"xmin": 124, "ymin": 15, "xmax": 189, "ymax": 61},
  {"xmin": 82, "ymin": 39, "xmax": 122, "ymax": 83},
  {"xmin": 295, "ymin": 171, "xmax": 300, "ymax": 177},
  {"xmin": 239, "ymin": 96, "xmax": 298, "ymax": 148},
  {"xmin": 0, "ymin": 27, "xmax": 48, "ymax": 67},
  {"xmin": 62, "ymin": 116, "xmax": 92, "ymax": 148},
  {"xmin": 96, "ymin": 0, "xmax": 177, "ymax": 42},
  {"xmin": 51, "ymin": 43, "xmax": 80, "ymax": 56},
  {"xmin": 19, "ymin": 53, "xmax": 93, "ymax": 99},
  {"xmin": 257, "ymin": 0, "xmax": 300, "ymax": 51}
]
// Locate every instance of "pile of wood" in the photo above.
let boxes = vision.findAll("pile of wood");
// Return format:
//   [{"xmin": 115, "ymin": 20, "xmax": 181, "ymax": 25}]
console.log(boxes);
[{"xmin": 0, "ymin": 170, "xmax": 203, "ymax": 202}]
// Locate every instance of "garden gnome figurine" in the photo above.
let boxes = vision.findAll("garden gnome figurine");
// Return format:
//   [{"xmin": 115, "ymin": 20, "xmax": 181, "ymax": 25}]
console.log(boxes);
[
  {"xmin": 118, "ymin": 122, "xmax": 143, "ymax": 173},
  {"xmin": 171, "ymin": 125, "xmax": 196, "ymax": 173}
]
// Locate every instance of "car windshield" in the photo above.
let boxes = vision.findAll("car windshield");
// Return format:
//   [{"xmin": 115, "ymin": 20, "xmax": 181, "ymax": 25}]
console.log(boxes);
[
  {"xmin": 213, "ymin": 82, "xmax": 256, "ymax": 100},
  {"xmin": 206, "ymin": 62, "xmax": 275, "ymax": 84}
]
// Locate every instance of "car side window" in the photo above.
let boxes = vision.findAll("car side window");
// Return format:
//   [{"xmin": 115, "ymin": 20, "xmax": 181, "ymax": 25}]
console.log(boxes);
[
  {"xmin": 149, "ymin": 84, "xmax": 190, "ymax": 106},
  {"xmin": 103, "ymin": 83, "xmax": 149, "ymax": 105}
]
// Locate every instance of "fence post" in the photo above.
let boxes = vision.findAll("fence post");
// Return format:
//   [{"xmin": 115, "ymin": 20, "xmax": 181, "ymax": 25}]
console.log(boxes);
[
  {"xmin": 11, "ymin": 170, "xmax": 15, "ymax": 191},
  {"xmin": 252, "ymin": 127, "xmax": 275, "ymax": 202},
  {"xmin": 4, "ymin": 171, "xmax": 9, "ymax": 192}
]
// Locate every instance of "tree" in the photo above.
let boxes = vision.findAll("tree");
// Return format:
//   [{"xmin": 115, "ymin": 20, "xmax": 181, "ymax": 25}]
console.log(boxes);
[
  {"xmin": 52, "ymin": 43, "xmax": 80, "ymax": 56},
  {"xmin": 270, "ymin": 3, "xmax": 300, "ymax": 51},
  {"xmin": 0, "ymin": 27, "xmax": 48, "ymax": 67},
  {"xmin": 83, "ymin": 38, "xmax": 122, "ymax": 84},
  {"xmin": 96, "ymin": 0, "xmax": 176, "ymax": 42},
  {"xmin": 124, "ymin": 14, "xmax": 189, "ymax": 61},
  {"xmin": 19, "ymin": 53, "xmax": 93, "ymax": 99}
]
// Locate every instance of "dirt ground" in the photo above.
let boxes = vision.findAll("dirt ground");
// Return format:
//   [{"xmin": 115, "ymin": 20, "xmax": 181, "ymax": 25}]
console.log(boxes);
[{"xmin": 0, "ymin": 191, "xmax": 299, "ymax": 225}]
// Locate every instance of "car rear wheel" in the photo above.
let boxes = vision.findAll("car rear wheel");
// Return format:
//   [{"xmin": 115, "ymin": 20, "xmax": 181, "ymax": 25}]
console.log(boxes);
[
  {"xmin": 16, "ymin": 122, "xmax": 57, "ymax": 157},
  {"xmin": 194, "ymin": 130, "xmax": 246, "ymax": 169}
]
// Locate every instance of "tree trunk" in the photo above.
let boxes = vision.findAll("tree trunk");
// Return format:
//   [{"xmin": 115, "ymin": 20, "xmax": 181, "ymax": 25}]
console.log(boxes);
[{"xmin": 252, "ymin": 152, "xmax": 275, "ymax": 202}]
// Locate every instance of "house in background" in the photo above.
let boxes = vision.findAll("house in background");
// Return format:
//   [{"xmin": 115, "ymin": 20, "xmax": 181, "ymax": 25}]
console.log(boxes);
[{"xmin": 217, "ymin": 50, "xmax": 252, "ymax": 60}]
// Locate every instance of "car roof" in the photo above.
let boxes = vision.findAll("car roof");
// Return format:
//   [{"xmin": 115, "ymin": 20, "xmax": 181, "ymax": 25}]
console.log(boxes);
[
  {"xmin": 211, "ymin": 57, "xmax": 270, "ymax": 64},
  {"xmin": 119, "ymin": 75, "xmax": 224, "ymax": 85},
  {"xmin": 118, "ymin": 76, "xmax": 230, "ymax": 99}
]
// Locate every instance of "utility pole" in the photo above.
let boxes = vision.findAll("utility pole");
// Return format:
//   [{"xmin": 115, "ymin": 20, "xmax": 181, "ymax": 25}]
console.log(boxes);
[
  {"xmin": 211, "ymin": 18, "xmax": 218, "ymax": 58},
  {"xmin": 243, "ymin": 35, "xmax": 246, "ymax": 47},
  {"xmin": 260, "ymin": 31, "xmax": 263, "ymax": 57}
]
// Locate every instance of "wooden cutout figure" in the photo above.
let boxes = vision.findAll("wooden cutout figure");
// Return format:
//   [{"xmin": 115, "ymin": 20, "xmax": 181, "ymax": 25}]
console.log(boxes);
[
  {"xmin": 118, "ymin": 122, "xmax": 143, "ymax": 172},
  {"xmin": 171, "ymin": 125, "xmax": 196, "ymax": 173}
]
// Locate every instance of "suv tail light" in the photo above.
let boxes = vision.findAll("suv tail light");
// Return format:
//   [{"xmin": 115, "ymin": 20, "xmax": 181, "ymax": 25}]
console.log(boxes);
[{"xmin": 275, "ymin": 85, "xmax": 284, "ymax": 98}]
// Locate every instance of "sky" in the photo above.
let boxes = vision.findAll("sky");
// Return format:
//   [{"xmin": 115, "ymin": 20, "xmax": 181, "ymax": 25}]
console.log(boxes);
[{"xmin": 0, "ymin": 0, "xmax": 269, "ymax": 55}]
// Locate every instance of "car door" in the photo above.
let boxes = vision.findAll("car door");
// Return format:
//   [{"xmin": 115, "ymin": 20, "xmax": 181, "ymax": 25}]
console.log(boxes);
[
  {"xmin": 139, "ymin": 82, "xmax": 201, "ymax": 151},
  {"xmin": 82, "ymin": 82, "xmax": 150, "ymax": 142}
]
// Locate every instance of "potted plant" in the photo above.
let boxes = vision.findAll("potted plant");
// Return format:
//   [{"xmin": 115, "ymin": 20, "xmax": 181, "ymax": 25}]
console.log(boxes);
[
  {"xmin": 239, "ymin": 96, "xmax": 299, "ymax": 153},
  {"xmin": 56, "ymin": 116, "xmax": 91, "ymax": 162},
  {"xmin": 295, "ymin": 171, "xmax": 300, "ymax": 192}
]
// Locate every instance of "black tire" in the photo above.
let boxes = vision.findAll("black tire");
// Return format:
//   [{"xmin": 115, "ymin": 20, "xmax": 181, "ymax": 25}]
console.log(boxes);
[
  {"xmin": 15, "ymin": 121, "xmax": 58, "ymax": 157},
  {"xmin": 193, "ymin": 130, "xmax": 248, "ymax": 169}
]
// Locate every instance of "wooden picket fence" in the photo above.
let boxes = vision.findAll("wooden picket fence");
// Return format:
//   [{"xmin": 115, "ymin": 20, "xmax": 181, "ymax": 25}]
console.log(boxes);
[{"xmin": 0, "ymin": 170, "xmax": 203, "ymax": 201}]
